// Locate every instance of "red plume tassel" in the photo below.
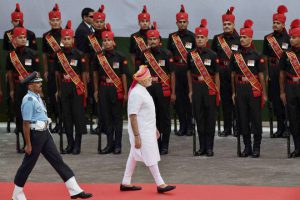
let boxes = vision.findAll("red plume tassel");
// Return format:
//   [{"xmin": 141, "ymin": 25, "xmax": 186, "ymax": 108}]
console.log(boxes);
[
  {"xmin": 99, "ymin": 4, "xmax": 105, "ymax": 13},
  {"xmin": 226, "ymin": 6, "xmax": 234, "ymax": 14},
  {"xmin": 19, "ymin": 19, "xmax": 24, "ymax": 27},
  {"xmin": 244, "ymin": 19, "xmax": 253, "ymax": 28},
  {"xmin": 16, "ymin": 3, "xmax": 20, "ymax": 12},
  {"xmin": 66, "ymin": 20, "xmax": 72, "ymax": 29},
  {"xmin": 106, "ymin": 23, "xmax": 111, "ymax": 32},
  {"xmin": 54, "ymin": 3, "xmax": 59, "ymax": 11},
  {"xmin": 180, "ymin": 4, "xmax": 185, "ymax": 12},
  {"xmin": 142, "ymin": 5, "xmax": 147, "ymax": 13},
  {"xmin": 229, "ymin": 6, "xmax": 234, "ymax": 14},
  {"xmin": 200, "ymin": 18, "xmax": 207, "ymax": 28},
  {"xmin": 153, "ymin": 21, "xmax": 157, "ymax": 30},
  {"xmin": 277, "ymin": 5, "xmax": 288, "ymax": 14}
]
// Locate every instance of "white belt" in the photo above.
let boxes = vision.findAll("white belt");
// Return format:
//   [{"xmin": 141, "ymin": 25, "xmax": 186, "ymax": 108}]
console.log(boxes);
[{"xmin": 30, "ymin": 121, "xmax": 48, "ymax": 131}]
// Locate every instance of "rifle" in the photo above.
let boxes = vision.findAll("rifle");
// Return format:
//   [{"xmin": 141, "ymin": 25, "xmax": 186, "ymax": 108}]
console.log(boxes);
[
  {"xmin": 97, "ymin": 100, "xmax": 102, "ymax": 153},
  {"xmin": 217, "ymin": 105, "xmax": 221, "ymax": 136},
  {"xmin": 173, "ymin": 105, "xmax": 178, "ymax": 134},
  {"xmin": 233, "ymin": 79, "xmax": 241, "ymax": 157},
  {"xmin": 285, "ymin": 106, "xmax": 291, "ymax": 158},
  {"xmin": 88, "ymin": 95, "xmax": 94, "ymax": 134},
  {"xmin": 267, "ymin": 60, "xmax": 274, "ymax": 138},
  {"xmin": 234, "ymin": 99, "xmax": 241, "ymax": 157},
  {"xmin": 57, "ymin": 96, "xmax": 64, "ymax": 153},
  {"xmin": 6, "ymin": 82, "xmax": 13, "ymax": 133},
  {"xmin": 267, "ymin": 82, "xmax": 274, "ymax": 138},
  {"xmin": 191, "ymin": 107, "xmax": 197, "ymax": 156},
  {"xmin": 15, "ymin": 128, "xmax": 21, "ymax": 153}
]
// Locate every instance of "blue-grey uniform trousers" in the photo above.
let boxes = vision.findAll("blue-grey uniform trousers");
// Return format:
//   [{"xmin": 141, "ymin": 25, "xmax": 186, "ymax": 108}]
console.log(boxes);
[{"xmin": 14, "ymin": 129, "xmax": 74, "ymax": 187}]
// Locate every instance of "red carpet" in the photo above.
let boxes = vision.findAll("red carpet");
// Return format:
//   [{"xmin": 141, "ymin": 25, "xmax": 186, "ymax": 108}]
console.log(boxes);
[{"xmin": 1, "ymin": 182, "xmax": 300, "ymax": 200}]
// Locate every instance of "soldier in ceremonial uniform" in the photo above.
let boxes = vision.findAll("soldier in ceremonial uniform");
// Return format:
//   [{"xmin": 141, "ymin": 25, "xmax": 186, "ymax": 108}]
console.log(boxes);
[
  {"xmin": 231, "ymin": 20, "xmax": 267, "ymax": 158},
  {"xmin": 167, "ymin": 5, "xmax": 194, "ymax": 136},
  {"xmin": 84, "ymin": 4, "xmax": 107, "ymax": 135},
  {"xmin": 93, "ymin": 24, "xmax": 129, "ymax": 154},
  {"xmin": 6, "ymin": 25, "xmax": 40, "ymax": 153},
  {"xmin": 129, "ymin": 5, "xmax": 151, "ymax": 69},
  {"xmin": 12, "ymin": 72, "xmax": 92, "ymax": 200},
  {"xmin": 279, "ymin": 19, "xmax": 300, "ymax": 158},
  {"xmin": 138, "ymin": 22, "xmax": 176, "ymax": 155},
  {"xmin": 187, "ymin": 19, "xmax": 220, "ymax": 157},
  {"xmin": 263, "ymin": 5, "xmax": 290, "ymax": 138},
  {"xmin": 55, "ymin": 21, "xmax": 88, "ymax": 155},
  {"xmin": 3, "ymin": 3, "xmax": 37, "ymax": 136},
  {"xmin": 3, "ymin": 3, "xmax": 37, "ymax": 52},
  {"xmin": 211, "ymin": 7, "xmax": 240, "ymax": 136},
  {"xmin": 42, "ymin": 4, "xmax": 63, "ymax": 133}
]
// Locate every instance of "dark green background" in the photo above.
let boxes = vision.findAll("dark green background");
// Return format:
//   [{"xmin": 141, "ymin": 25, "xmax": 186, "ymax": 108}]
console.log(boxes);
[{"xmin": 0, "ymin": 38, "xmax": 267, "ymax": 121}]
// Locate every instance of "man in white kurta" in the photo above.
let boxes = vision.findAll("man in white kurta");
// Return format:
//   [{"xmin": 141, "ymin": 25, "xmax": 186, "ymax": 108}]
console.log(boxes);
[{"xmin": 121, "ymin": 65, "xmax": 176, "ymax": 193}]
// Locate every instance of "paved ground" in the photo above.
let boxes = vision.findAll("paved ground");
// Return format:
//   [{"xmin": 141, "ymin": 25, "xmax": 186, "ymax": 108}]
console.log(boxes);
[{"xmin": 0, "ymin": 122, "xmax": 299, "ymax": 187}]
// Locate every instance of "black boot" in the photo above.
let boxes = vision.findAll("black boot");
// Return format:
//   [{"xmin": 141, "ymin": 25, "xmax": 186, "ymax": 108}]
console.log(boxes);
[
  {"xmin": 219, "ymin": 129, "xmax": 232, "ymax": 137},
  {"xmin": 62, "ymin": 145, "xmax": 73, "ymax": 154},
  {"xmin": 273, "ymin": 129, "xmax": 283, "ymax": 138},
  {"xmin": 99, "ymin": 133, "xmax": 114, "ymax": 154},
  {"xmin": 241, "ymin": 146, "xmax": 252, "ymax": 157},
  {"xmin": 252, "ymin": 134, "xmax": 262, "ymax": 158}
]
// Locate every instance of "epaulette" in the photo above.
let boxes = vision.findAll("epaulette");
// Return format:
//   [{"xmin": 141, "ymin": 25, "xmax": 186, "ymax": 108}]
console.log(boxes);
[{"xmin": 28, "ymin": 97, "xmax": 33, "ymax": 101}]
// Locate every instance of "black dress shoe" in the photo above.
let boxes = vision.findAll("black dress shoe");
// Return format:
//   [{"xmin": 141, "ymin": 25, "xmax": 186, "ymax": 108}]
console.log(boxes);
[
  {"xmin": 251, "ymin": 151, "xmax": 260, "ymax": 158},
  {"xmin": 72, "ymin": 149, "xmax": 81, "ymax": 155},
  {"xmin": 90, "ymin": 126, "xmax": 99, "ymax": 135},
  {"xmin": 113, "ymin": 148, "xmax": 121, "ymax": 154},
  {"xmin": 120, "ymin": 184, "xmax": 142, "ymax": 191},
  {"xmin": 219, "ymin": 130, "xmax": 231, "ymax": 137},
  {"xmin": 71, "ymin": 191, "xmax": 92, "ymax": 199},
  {"xmin": 62, "ymin": 146, "xmax": 73, "ymax": 154},
  {"xmin": 194, "ymin": 149, "xmax": 206, "ymax": 156},
  {"xmin": 240, "ymin": 150, "xmax": 252, "ymax": 157},
  {"xmin": 160, "ymin": 149, "xmax": 168, "ymax": 155},
  {"xmin": 290, "ymin": 150, "xmax": 300, "ymax": 158},
  {"xmin": 273, "ymin": 130, "xmax": 283, "ymax": 138},
  {"xmin": 282, "ymin": 130, "xmax": 290, "ymax": 138},
  {"xmin": 176, "ymin": 129, "xmax": 186, "ymax": 136},
  {"xmin": 206, "ymin": 149, "xmax": 214, "ymax": 157},
  {"xmin": 157, "ymin": 185, "xmax": 176, "ymax": 193},
  {"xmin": 99, "ymin": 146, "xmax": 113, "ymax": 154},
  {"xmin": 185, "ymin": 129, "xmax": 194, "ymax": 136}
]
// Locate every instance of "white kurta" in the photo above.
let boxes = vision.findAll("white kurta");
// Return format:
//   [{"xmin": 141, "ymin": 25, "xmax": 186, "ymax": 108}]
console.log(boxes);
[{"xmin": 127, "ymin": 84, "xmax": 160, "ymax": 166}]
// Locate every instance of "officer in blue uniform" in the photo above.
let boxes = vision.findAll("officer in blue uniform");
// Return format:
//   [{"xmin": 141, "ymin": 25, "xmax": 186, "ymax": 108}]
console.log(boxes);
[{"xmin": 12, "ymin": 72, "xmax": 92, "ymax": 200}]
